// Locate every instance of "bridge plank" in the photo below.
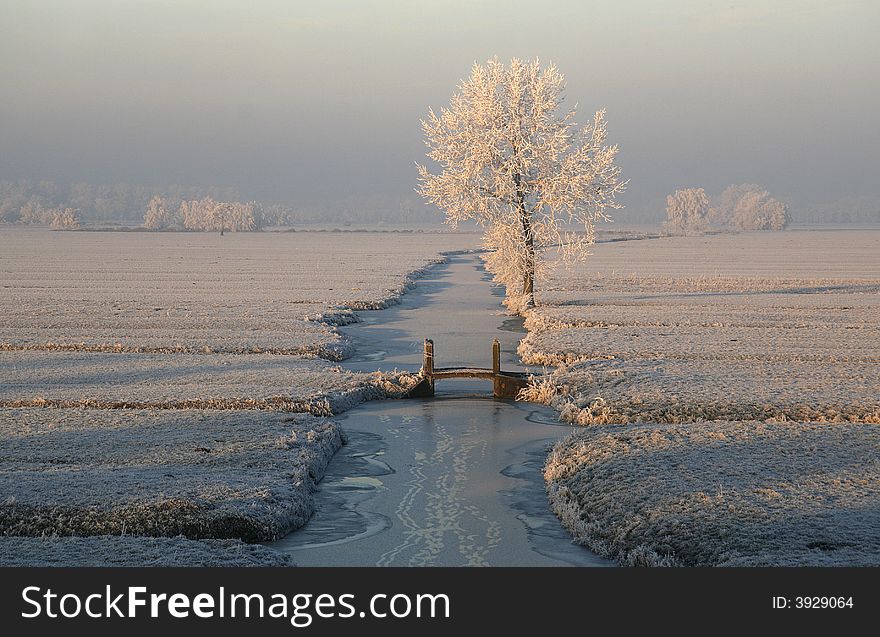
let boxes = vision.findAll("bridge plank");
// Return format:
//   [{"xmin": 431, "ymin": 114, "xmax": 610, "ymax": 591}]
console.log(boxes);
[{"xmin": 432, "ymin": 368, "xmax": 496, "ymax": 379}]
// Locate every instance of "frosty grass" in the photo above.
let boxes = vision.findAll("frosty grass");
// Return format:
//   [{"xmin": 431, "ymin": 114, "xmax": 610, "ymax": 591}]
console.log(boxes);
[
  {"xmin": 526, "ymin": 230, "xmax": 880, "ymax": 565},
  {"xmin": 0, "ymin": 228, "xmax": 477, "ymax": 564}
]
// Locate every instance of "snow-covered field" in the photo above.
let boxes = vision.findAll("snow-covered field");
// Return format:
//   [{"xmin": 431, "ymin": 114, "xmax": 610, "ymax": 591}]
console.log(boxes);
[
  {"xmin": 523, "ymin": 230, "xmax": 880, "ymax": 423},
  {"xmin": 1, "ymin": 227, "xmax": 477, "ymax": 358},
  {"xmin": 0, "ymin": 227, "xmax": 477, "ymax": 564},
  {"xmin": 0, "ymin": 351, "xmax": 415, "ymax": 415},
  {"xmin": 546, "ymin": 421, "xmax": 880, "ymax": 566},
  {"xmin": 0, "ymin": 228, "xmax": 476, "ymax": 410},
  {"xmin": 0, "ymin": 409, "xmax": 343, "ymax": 542},
  {"xmin": 528, "ymin": 230, "xmax": 880, "ymax": 565}
]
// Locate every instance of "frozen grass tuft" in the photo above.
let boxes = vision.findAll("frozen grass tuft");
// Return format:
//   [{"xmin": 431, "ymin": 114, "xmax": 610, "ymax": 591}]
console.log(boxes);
[
  {"xmin": 559, "ymin": 396, "xmax": 616, "ymax": 425},
  {"xmin": 516, "ymin": 372, "xmax": 559, "ymax": 404}
]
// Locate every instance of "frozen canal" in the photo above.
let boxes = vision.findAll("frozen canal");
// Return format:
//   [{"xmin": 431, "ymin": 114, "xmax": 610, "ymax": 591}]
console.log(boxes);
[{"xmin": 273, "ymin": 254, "xmax": 609, "ymax": 566}]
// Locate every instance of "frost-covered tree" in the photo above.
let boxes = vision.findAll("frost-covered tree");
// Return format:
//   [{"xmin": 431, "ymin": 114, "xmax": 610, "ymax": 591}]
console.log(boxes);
[
  {"xmin": 143, "ymin": 196, "xmax": 177, "ymax": 229},
  {"xmin": 708, "ymin": 184, "xmax": 759, "ymax": 228},
  {"xmin": 177, "ymin": 197, "xmax": 263, "ymax": 232},
  {"xmin": 181, "ymin": 197, "xmax": 217, "ymax": 231},
  {"xmin": 211, "ymin": 201, "xmax": 231, "ymax": 235},
  {"xmin": 709, "ymin": 184, "xmax": 788, "ymax": 231},
  {"xmin": 227, "ymin": 201, "xmax": 264, "ymax": 232},
  {"xmin": 663, "ymin": 188, "xmax": 709, "ymax": 236},
  {"xmin": 18, "ymin": 198, "xmax": 53, "ymax": 225},
  {"xmin": 731, "ymin": 189, "xmax": 788, "ymax": 231},
  {"xmin": 417, "ymin": 57, "xmax": 626, "ymax": 311},
  {"xmin": 49, "ymin": 208, "xmax": 80, "ymax": 230}
]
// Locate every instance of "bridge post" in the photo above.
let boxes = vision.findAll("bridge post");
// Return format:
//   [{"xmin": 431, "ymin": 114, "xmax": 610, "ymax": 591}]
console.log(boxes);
[
  {"xmin": 424, "ymin": 339, "xmax": 434, "ymax": 376},
  {"xmin": 492, "ymin": 338, "xmax": 502, "ymax": 398},
  {"xmin": 407, "ymin": 339, "xmax": 435, "ymax": 397},
  {"xmin": 422, "ymin": 339, "xmax": 435, "ymax": 395}
]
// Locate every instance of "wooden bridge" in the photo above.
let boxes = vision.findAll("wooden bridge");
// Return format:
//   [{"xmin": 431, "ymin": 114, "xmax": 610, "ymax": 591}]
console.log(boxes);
[{"xmin": 406, "ymin": 338, "xmax": 531, "ymax": 399}]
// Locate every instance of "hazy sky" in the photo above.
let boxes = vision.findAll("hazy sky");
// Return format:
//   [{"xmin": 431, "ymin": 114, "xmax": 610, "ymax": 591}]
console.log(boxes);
[{"xmin": 2, "ymin": 0, "xmax": 878, "ymax": 217}]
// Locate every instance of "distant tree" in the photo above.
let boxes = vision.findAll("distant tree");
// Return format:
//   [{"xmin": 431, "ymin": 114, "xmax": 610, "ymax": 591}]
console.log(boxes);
[
  {"xmin": 708, "ymin": 184, "xmax": 760, "ymax": 228},
  {"xmin": 263, "ymin": 204, "xmax": 295, "ymax": 226},
  {"xmin": 69, "ymin": 183, "xmax": 94, "ymax": 216},
  {"xmin": 731, "ymin": 189, "xmax": 788, "ymax": 231},
  {"xmin": 181, "ymin": 197, "xmax": 215, "ymax": 231},
  {"xmin": 227, "ymin": 201, "xmax": 263, "ymax": 231},
  {"xmin": 210, "ymin": 201, "xmax": 231, "ymax": 235},
  {"xmin": 143, "ymin": 196, "xmax": 177, "ymax": 229},
  {"xmin": 663, "ymin": 188, "xmax": 709, "ymax": 236},
  {"xmin": 177, "ymin": 197, "xmax": 264, "ymax": 232},
  {"xmin": 418, "ymin": 57, "xmax": 626, "ymax": 312},
  {"xmin": 709, "ymin": 184, "xmax": 788, "ymax": 231},
  {"xmin": 18, "ymin": 198, "xmax": 51, "ymax": 225},
  {"xmin": 49, "ymin": 208, "xmax": 80, "ymax": 230}
]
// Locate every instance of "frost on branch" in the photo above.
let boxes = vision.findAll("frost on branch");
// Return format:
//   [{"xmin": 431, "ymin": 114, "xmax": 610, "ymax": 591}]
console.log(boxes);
[{"xmin": 417, "ymin": 57, "xmax": 626, "ymax": 312}]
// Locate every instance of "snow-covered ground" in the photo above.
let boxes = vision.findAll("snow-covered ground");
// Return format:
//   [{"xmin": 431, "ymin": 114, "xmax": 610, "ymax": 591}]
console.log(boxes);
[
  {"xmin": 0, "ymin": 409, "xmax": 343, "ymax": 542},
  {"xmin": 526, "ymin": 230, "xmax": 880, "ymax": 565},
  {"xmin": 1, "ymin": 227, "xmax": 477, "ymax": 358},
  {"xmin": 0, "ymin": 228, "xmax": 477, "ymax": 564},
  {"xmin": 546, "ymin": 420, "xmax": 880, "ymax": 566},
  {"xmin": 0, "ymin": 351, "xmax": 416, "ymax": 415},
  {"xmin": 523, "ymin": 230, "xmax": 880, "ymax": 423}
]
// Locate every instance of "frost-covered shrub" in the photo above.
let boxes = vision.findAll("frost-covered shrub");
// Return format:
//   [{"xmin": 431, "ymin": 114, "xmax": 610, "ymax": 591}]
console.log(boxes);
[{"xmin": 731, "ymin": 190, "xmax": 788, "ymax": 231}]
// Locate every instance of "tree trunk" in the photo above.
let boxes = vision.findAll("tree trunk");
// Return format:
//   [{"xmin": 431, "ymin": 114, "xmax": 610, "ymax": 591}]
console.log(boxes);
[
  {"xmin": 520, "ymin": 208, "xmax": 535, "ymax": 302},
  {"xmin": 514, "ymin": 172, "xmax": 536, "ymax": 307}
]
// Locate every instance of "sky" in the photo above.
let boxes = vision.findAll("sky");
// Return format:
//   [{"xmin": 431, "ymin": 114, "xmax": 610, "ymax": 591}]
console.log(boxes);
[{"xmin": 1, "ymin": 0, "xmax": 878, "ymax": 219}]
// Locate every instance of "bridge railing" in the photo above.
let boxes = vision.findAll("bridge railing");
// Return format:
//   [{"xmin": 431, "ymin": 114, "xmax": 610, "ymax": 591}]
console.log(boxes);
[{"xmin": 406, "ymin": 338, "xmax": 530, "ymax": 399}]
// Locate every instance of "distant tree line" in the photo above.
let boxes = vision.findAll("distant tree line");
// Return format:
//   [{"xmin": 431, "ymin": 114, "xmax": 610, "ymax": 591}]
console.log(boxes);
[
  {"xmin": 0, "ymin": 180, "xmax": 241, "ymax": 226},
  {"xmin": 663, "ymin": 184, "xmax": 789, "ymax": 235},
  {"xmin": 0, "ymin": 179, "xmax": 440, "ymax": 228}
]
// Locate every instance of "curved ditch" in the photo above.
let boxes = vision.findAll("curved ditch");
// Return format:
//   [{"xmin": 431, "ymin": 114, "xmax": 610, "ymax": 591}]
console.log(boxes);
[{"xmin": 272, "ymin": 254, "xmax": 610, "ymax": 566}]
